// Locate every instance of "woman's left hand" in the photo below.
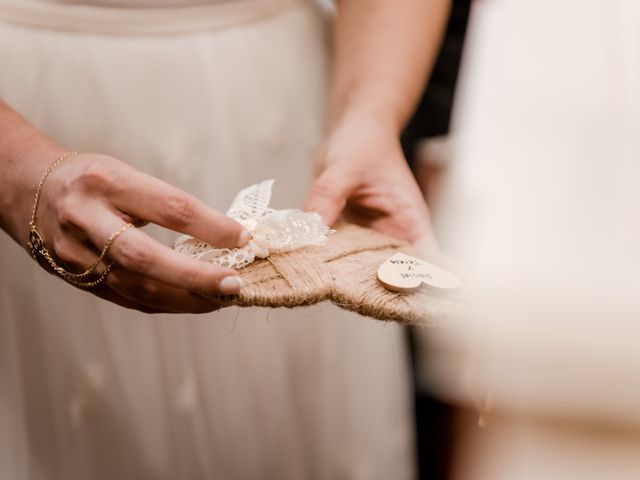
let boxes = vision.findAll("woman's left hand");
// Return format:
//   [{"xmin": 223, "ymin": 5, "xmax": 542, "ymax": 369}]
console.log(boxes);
[{"xmin": 304, "ymin": 112, "xmax": 438, "ymax": 247}]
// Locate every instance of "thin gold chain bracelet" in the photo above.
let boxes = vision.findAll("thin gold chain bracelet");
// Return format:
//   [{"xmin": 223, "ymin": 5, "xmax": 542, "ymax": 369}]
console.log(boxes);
[{"xmin": 26, "ymin": 151, "xmax": 131, "ymax": 289}]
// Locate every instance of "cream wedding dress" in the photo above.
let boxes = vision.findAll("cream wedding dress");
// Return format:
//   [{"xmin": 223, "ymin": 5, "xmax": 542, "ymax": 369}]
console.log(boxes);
[{"xmin": 0, "ymin": 1, "xmax": 413, "ymax": 479}]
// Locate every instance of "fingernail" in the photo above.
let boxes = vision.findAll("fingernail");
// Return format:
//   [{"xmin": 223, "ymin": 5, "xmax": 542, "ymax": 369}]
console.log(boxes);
[
  {"xmin": 219, "ymin": 275, "xmax": 242, "ymax": 294},
  {"xmin": 237, "ymin": 229, "xmax": 251, "ymax": 247}
]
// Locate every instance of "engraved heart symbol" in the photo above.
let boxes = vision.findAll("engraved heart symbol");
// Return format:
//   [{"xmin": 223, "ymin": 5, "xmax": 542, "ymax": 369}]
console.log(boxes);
[{"xmin": 377, "ymin": 252, "xmax": 461, "ymax": 292}]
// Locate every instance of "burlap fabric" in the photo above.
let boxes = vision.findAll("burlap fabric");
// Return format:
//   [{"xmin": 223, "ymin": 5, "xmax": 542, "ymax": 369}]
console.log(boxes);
[{"xmin": 222, "ymin": 222, "xmax": 461, "ymax": 325}]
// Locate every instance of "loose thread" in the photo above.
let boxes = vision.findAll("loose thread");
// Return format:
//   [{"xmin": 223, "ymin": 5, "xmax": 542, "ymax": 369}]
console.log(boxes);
[{"xmin": 226, "ymin": 308, "xmax": 241, "ymax": 335}]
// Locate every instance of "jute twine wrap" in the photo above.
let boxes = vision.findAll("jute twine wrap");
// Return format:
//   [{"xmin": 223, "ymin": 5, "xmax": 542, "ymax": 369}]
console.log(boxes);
[{"xmin": 222, "ymin": 222, "xmax": 461, "ymax": 325}]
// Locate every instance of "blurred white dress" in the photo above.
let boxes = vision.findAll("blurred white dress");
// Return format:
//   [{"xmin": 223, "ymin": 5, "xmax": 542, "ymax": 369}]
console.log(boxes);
[
  {"xmin": 431, "ymin": 1, "xmax": 640, "ymax": 479},
  {"xmin": 0, "ymin": 1, "xmax": 414, "ymax": 479}
]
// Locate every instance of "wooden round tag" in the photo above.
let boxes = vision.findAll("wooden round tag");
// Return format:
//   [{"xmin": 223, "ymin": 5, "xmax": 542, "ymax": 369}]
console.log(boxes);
[{"xmin": 377, "ymin": 252, "xmax": 461, "ymax": 293}]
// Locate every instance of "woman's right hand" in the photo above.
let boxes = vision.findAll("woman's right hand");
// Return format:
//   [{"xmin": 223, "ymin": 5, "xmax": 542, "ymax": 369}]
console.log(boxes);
[{"xmin": 10, "ymin": 150, "xmax": 250, "ymax": 314}]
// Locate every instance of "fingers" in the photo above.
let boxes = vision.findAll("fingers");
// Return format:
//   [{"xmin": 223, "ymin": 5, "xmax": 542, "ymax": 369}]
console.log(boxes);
[
  {"xmin": 304, "ymin": 167, "xmax": 355, "ymax": 226},
  {"xmin": 61, "ymin": 200, "xmax": 244, "ymax": 297},
  {"xmin": 104, "ymin": 269, "xmax": 222, "ymax": 314},
  {"xmin": 49, "ymin": 235, "xmax": 167, "ymax": 312},
  {"xmin": 53, "ymin": 233, "xmax": 105, "ymax": 274},
  {"xmin": 108, "ymin": 167, "xmax": 249, "ymax": 248},
  {"xmin": 91, "ymin": 284, "xmax": 165, "ymax": 314},
  {"xmin": 83, "ymin": 214, "xmax": 243, "ymax": 297},
  {"xmin": 51, "ymin": 226, "xmax": 225, "ymax": 313}
]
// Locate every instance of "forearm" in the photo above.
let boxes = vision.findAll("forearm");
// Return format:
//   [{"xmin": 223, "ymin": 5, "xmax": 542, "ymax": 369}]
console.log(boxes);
[
  {"xmin": 330, "ymin": 0, "xmax": 450, "ymax": 133},
  {"xmin": 0, "ymin": 100, "xmax": 63, "ymax": 241}
]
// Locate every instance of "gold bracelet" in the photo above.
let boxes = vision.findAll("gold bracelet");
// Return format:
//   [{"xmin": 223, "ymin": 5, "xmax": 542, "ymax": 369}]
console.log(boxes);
[{"xmin": 26, "ymin": 152, "xmax": 131, "ymax": 289}]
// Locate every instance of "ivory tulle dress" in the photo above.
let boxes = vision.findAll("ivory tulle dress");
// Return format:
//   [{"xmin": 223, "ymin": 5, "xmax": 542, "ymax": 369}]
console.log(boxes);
[{"xmin": 0, "ymin": 1, "xmax": 414, "ymax": 479}]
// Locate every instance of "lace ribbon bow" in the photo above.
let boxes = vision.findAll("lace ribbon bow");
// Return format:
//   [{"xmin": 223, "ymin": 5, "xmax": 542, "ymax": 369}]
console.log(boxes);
[{"xmin": 174, "ymin": 180, "xmax": 334, "ymax": 269}]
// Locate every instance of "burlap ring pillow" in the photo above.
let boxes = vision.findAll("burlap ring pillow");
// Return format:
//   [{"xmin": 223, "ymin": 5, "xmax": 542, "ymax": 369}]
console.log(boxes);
[
  {"xmin": 225, "ymin": 222, "xmax": 460, "ymax": 325},
  {"xmin": 175, "ymin": 181, "xmax": 461, "ymax": 325}
]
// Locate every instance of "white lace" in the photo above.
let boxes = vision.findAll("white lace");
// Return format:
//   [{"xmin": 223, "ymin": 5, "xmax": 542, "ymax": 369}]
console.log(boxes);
[{"xmin": 174, "ymin": 179, "xmax": 334, "ymax": 269}]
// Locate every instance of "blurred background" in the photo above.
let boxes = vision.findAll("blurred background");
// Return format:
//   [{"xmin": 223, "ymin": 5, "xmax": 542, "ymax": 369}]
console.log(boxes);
[{"xmin": 404, "ymin": 1, "xmax": 640, "ymax": 479}]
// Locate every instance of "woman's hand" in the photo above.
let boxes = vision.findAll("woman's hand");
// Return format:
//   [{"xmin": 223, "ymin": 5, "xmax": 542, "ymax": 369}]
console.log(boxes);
[
  {"xmin": 304, "ymin": 112, "xmax": 438, "ymax": 247},
  {"xmin": 306, "ymin": 0, "xmax": 448, "ymax": 247},
  {"xmin": 11, "ymin": 150, "xmax": 249, "ymax": 314}
]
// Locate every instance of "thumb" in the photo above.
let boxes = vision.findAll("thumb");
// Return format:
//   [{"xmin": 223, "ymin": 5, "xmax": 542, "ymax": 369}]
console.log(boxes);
[{"xmin": 304, "ymin": 167, "xmax": 354, "ymax": 227}]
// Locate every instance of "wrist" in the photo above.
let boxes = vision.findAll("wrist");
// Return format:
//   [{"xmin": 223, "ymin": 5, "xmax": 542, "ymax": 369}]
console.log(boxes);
[
  {"xmin": 317, "ymin": 108, "xmax": 409, "ymax": 180},
  {"xmin": 329, "ymin": 85, "xmax": 412, "ymax": 135},
  {"xmin": 0, "ymin": 138, "xmax": 65, "ymax": 245}
]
